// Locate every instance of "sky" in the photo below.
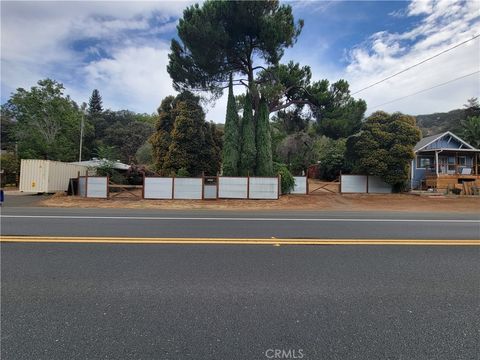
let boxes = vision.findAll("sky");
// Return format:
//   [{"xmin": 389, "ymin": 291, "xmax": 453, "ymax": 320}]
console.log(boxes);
[{"xmin": 1, "ymin": 0, "xmax": 479, "ymax": 123}]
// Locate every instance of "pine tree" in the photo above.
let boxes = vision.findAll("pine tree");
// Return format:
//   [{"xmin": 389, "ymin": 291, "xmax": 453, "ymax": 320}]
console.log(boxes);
[
  {"xmin": 239, "ymin": 93, "xmax": 256, "ymax": 176},
  {"xmin": 255, "ymin": 98, "xmax": 273, "ymax": 176},
  {"xmin": 149, "ymin": 96, "xmax": 176, "ymax": 173},
  {"xmin": 162, "ymin": 101, "xmax": 205, "ymax": 176},
  {"xmin": 222, "ymin": 75, "xmax": 240, "ymax": 175},
  {"xmin": 88, "ymin": 89, "xmax": 103, "ymax": 115}
]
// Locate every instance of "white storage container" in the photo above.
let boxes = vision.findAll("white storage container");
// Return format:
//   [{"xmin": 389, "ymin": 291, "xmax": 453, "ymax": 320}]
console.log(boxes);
[{"xmin": 19, "ymin": 159, "xmax": 88, "ymax": 193}]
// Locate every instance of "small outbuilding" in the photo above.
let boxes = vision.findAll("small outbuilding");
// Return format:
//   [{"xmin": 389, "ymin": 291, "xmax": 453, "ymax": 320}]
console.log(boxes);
[{"xmin": 411, "ymin": 131, "xmax": 480, "ymax": 190}]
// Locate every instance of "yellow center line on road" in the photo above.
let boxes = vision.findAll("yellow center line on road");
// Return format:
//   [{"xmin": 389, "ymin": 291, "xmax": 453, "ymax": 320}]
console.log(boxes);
[{"xmin": 1, "ymin": 236, "xmax": 479, "ymax": 246}]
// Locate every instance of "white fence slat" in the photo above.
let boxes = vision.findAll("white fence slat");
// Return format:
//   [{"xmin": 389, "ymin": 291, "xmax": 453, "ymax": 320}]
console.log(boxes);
[
  {"xmin": 249, "ymin": 177, "xmax": 278, "ymax": 199},
  {"xmin": 173, "ymin": 178, "xmax": 203, "ymax": 199},
  {"xmin": 78, "ymin": 176, "xmax": 86, "ymax": 197},
  {"xmin": 341, "ymin": 175, "xmax": 368, "ymax": 193},
  {"xmin": 144, "ymin": 177, "xmax": 173, "ymax": 199},
  {"xmin": 367, "ymin": 176, "xmax": 392, "ymax": 193},
  {"xmin": 86, "ymin": 177, "xmax": 108, "ymax": 198},
  {"xmin": 204, "ymin": 185, "xmax": 217, "ymax": 199},
  {"xmin": 291, "ymin": 176, "xmax": 307, "ymax": 194},
  {"xmin": 218, "ymin": 177, "xmax": 248, "ymax": 199}
]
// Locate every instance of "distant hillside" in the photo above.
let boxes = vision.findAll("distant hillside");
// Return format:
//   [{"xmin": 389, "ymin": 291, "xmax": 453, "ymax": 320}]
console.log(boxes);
[{"xmin": 415, "ymin": 109, "xmax": 465, "ymax": 136}]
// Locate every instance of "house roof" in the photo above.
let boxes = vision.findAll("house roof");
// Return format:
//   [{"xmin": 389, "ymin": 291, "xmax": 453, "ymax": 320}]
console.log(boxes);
[
  {"xmin": 69, "ymin": 159, "xmax": 130, "ymax": 170},
  {"xmin": 414, "ymin": 131, "xmax": 477, "ymax": 152}
]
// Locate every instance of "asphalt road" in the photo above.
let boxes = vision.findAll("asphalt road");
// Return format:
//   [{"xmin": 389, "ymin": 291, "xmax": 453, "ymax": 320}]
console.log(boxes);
[
  {"xmin": 2, "ymin": 243, "xmax": 479, "ymax": 360},
  {"xmin": 2, "ymin": 207, "xmax": 479, "ymax": 239}
]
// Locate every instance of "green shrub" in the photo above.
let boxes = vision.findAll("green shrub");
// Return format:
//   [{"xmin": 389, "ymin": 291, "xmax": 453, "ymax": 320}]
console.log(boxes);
[
  {"xmin": 176, "ymin": 167, "xmax": 190, "ymax": 177},
  {"xmin": 273, "ymin": 162, "xmax": 295, "ymax": 194}
]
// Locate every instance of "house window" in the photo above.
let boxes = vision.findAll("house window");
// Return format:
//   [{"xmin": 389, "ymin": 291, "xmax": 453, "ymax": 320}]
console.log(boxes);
[
  {"xmin": 448, "ymin": 156, "xmax": 456, "ymax": 173},
  {"xmin": 458, "ymin": 156, "xmax": 466, "ymax": 166},
  {"xmin": 417, "ymin": 156, "xmax": 434, "ymax": 169}
]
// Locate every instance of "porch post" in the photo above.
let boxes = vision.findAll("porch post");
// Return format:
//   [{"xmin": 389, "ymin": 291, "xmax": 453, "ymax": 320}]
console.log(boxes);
[
  {"xmin": 475, "ymin": 153, "xmax": 478, "ymax": 175},
  {"xmin": 435, "ymin": 151, "xmax": 439, "ymax": 176}
]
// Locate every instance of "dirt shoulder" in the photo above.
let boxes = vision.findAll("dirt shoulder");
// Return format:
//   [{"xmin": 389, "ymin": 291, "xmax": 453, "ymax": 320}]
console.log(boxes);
[{"xmin": 39, "ymin": 192, "xmax": 480, "ymax": 213}]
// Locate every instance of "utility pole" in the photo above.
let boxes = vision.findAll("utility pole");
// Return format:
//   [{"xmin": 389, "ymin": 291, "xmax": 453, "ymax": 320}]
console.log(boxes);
[{"xmin": 79, "ymin": 112, "xmax": 84, "ymax": 162}]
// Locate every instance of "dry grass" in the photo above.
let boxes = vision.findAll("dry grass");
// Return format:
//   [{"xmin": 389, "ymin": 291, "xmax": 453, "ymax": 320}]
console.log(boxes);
[{"xmin": 40, "ymin": 190, "xmax": 480, "ymax": 213}]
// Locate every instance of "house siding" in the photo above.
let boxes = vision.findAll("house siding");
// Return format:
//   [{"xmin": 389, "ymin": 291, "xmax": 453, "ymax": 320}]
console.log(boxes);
[{"xmin": 423, "ymin": 137, "xmax": 462, "ymax": 150}]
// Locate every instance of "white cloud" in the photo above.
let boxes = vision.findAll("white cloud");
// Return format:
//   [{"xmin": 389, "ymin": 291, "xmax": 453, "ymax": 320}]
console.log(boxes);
[
  {"xmin": 407, "ymin": 0, "xmax": 434, "ymax": 16},
  {"xmin": 81, "ymin": 43, "xmax": 174, "ymax": 113},
  {"xmin": 344, "ymin": 0, "xmax": 480, "ymax": 115},
  {"xmin": 0, "ymin": 1, "xmax": 192, "ymax": 109}
]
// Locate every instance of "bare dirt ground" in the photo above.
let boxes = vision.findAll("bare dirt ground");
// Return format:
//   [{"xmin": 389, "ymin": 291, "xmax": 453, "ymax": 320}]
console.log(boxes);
[{"xmin": 39, "ymin": 187, "xmax": 480, "ymax": 213}]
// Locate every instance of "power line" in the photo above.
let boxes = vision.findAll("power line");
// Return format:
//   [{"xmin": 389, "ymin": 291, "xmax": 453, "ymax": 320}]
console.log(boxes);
[
  {"xmin": 351, "ymin": 34, "xmax": 480, "ymax": 95},
  {"xmin": 369, "ymin": 70, "xmax": 480, "ymax": 110}
]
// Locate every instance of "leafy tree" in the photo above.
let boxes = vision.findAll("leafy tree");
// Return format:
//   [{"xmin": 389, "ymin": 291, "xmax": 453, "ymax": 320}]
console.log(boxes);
[
  {"xmin": 316, "ymin": 137, "xmax": 348, "ymax": 180},
  {"xmin": 276, "ymin": 131, "xmax": 316, "ymax": 175},
  {"xmin": 222, "ymin": 75, "xmax": 241, "ymax": 175},
  {"xmin": 0, "ymin": 107, "xmax": 17, "ymax": 151},
  {"xmin": 255, "ymin": 98, "xmax": 273, "ymax": 176},
  {"xmin": 461, "ymin": 116, "xmax": 480, "ymax": 148},
  {"xmin": 239, "ymin": 93, "xmax": 256, "ymax": 176},
  {"xmin": 102, "ymin": 115, "xmax": 153, "ymax": 163},
  {"xmin": 0, "ymin": 153, "xmax": 19, "ymax": 186},
  {"xmin": 88, "ymin": 89, "xmax": 103, "ymax": 115},
  {"xmin": 95, "ymin": 160, "xmax": 125, "ymax": 184},
  {"xmin": 135, "ymin": 142, "xmax": 154, "ymax": 165},
  {"xmin": 349, "ymin": 111, "xmax": 421, "ymax": 190},
  {"xmin": 4, "ymin": 79, "xmax": 84, "ymax": 161},
  {"xmin": 94, "ymin": 144, "xmax": 120, "ymax": 161}
]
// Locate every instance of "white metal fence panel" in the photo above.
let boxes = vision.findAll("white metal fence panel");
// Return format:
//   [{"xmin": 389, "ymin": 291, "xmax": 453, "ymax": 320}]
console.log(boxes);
[
  {"xmin": 249, "ymin": 177, "xmax": 279, "ymax": 199},
  {"xmin": 367, "ymin": 176, "xmax": 392, "ymax": 193},
  {"xmin": 173, "ymin": 178, "xmax": 203, "ymax": 199},
  {"xmin": 78, "ymin": 176, "xmax": 86, "ymax": 197},
  {"xmin": 87, "ymin": 177, "xmax": 108, "ymax": 198},
  {"xmin": 204, "ymin": 185, "xmax": 217, "ymax": 199},
  {"xmin": 291, "ymin": 176, "xmax": 307, "ymax": 194},
  {"xmin": 341, "ymin": 175, "xmax": 368, "ymax": 193},
  {"xmin": 218, "ymin": 177, "xmax": 248, "ymax": 199},
  {"xmin": 144, "ymin": 177, "xmax": 173, "ymax": 199}
]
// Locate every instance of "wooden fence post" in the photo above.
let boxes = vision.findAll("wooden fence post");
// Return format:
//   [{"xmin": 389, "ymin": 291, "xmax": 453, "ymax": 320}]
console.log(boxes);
[
  {"xmin": 85, "ymin": 170, "xmax": 89, "ymax": 198},
  {"xmin": 277, "ymin": 174, "xmax": 281, "ymax": 199}
]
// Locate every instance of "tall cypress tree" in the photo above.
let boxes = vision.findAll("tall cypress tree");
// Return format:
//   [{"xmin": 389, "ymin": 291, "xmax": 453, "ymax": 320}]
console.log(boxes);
[
  {"xmin": 88, "ymin": 89, "xmax": 103, "ymax": 115},
  {"xmin": 239, "ymin": 93, "xmax": 256, "ymax": 176},
  {"xmin": 255, "ymin": 98, "xmax": 273, "ymax": 176},
  {"xmin": 222, "ymin": 74, "xmax": 240, "ymax": 175}
]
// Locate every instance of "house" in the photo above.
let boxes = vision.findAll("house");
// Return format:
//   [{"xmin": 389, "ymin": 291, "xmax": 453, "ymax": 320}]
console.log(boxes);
[{"xmin": 411, "ymin": 131, "xmax": 480, "ymax": 190}]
